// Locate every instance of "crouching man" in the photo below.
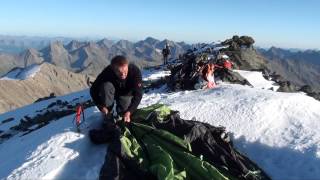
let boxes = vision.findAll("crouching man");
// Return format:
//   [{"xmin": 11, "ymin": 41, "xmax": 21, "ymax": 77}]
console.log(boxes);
[
  {"xmin": 89, "ymin": 55, "xmax": 143, "ymax": 180},
  {"xmin": 90, "ymin": 55, "xmax": 143, "ymax": 123}
]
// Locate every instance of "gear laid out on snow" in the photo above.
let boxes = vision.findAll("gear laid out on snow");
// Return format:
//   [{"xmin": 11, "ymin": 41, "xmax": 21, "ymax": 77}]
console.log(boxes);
[
  {"xmin": 167, "ymin": 45, "xmax": 251, "ymax": 91},
  {"xmin": 89, "ymin": 104, "xmax": 270, "ymax": 180}
]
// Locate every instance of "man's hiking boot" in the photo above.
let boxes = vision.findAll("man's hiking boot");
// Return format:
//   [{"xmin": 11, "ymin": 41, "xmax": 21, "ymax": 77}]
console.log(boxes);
[
  {"xmin": 103, "ymin": 112, "xmax": 114, "ymax": 121},
  {"xmin": 102, "ymin": 112, "xmax": 115, "ymax": 128}
]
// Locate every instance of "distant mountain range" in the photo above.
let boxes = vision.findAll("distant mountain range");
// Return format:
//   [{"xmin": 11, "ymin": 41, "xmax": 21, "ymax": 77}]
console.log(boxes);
[
  {"xmin": 0, "ymin": 35, "xmax": 319, "ymax": 91},
  {"xmin": 0, "ymin": 35, "xmax": 77, "ymax": 54},
  {"xmin": 0, "ymin": 36, "xmax": 192, "ymax": 77},
  {"xmin": 258, "ymin": 47, "xmax": 320, "ymax": 90}
]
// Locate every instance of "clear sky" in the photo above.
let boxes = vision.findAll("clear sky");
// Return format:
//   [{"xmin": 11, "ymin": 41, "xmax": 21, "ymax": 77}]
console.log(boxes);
[{"xmin": 0, "ymin": 0, "xmax": 319, "ymax": 49}]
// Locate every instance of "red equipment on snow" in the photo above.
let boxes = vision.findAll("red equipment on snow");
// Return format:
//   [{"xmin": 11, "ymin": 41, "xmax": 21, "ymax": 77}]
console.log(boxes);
[
  {"xmin": 223, "ymin": 60, "xmax": 232, "ymax": 69},
  {"xmin": 73, "ymin": 104, "xmax": 85, "ymax": 132},
  {"xmin": 213, "ymin": 59, "xmax": 233, "ymax": 70}
]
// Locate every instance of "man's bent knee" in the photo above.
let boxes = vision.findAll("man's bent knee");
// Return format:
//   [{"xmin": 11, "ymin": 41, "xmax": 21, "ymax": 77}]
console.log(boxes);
[{"xmin": 100, "ymin": 82, "xmax": 115, "ymax": 108}]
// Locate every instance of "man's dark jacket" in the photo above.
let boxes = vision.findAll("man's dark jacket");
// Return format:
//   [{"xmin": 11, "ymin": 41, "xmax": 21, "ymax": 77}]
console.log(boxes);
[{"xmin": 90, "ymin": 64, "xmax": 143, "ymax": 113}]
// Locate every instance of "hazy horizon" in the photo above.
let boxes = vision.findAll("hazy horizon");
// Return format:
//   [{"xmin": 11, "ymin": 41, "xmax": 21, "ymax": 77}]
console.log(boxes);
[{"xmin": 1, "ymin": 33, "xmax": 319, "ymax": 51}]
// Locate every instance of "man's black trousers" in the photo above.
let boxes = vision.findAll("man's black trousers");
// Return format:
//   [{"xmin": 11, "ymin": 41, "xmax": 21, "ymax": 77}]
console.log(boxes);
[{"xmin": 99, "ymin": 82, "xmax": 133, "ymax": 115}]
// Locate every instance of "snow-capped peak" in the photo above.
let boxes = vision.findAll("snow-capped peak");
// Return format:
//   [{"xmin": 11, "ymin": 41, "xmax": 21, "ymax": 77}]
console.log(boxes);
[{"xmin": 0, "ymin": 64, "xmax": 41, "ymax": 80}]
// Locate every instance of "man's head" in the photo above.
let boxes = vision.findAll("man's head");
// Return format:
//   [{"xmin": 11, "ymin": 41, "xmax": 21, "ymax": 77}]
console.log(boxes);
[{"xmin": 111, "ymin": 55, "xmax": 129, "ymax": 80}]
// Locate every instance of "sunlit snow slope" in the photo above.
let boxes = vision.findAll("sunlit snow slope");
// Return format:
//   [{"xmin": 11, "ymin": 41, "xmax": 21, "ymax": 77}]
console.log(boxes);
[{"xmin": 1, "ymin": 69, "xmax": 320, "ymax": 180}]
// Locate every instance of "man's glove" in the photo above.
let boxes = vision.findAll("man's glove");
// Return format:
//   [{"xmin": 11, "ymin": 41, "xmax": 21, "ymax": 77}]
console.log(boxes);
[
  {"xmin": 123, "ymin": 111, "xmax": 131, "ymax": 123},
  {"xmin": 99, "ymin": 106, "xmax": 109, "ymax": 114}
]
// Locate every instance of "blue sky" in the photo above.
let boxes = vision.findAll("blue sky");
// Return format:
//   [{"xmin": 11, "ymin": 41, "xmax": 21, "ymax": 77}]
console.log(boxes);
[{"xmin": 0, "ymin": 0, "xmax": 319, "ymax": 49}]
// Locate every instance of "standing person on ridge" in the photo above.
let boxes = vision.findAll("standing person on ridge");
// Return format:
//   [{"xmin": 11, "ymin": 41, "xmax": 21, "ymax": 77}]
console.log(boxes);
[{"xmin": 162, "ymin": 43, "xmax": 171, "ymax": 65}]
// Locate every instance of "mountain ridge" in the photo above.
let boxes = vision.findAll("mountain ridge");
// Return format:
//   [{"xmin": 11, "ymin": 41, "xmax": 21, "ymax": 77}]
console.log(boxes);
[
  {"xmin": 0, "ymin": 62, "xmax": 92, "ymax": 113},
  {"xmin": 258, "ymin": 47, "xmax": 320, "ymax": 90},
  {"xmin": 0, "ymin": 37, "xmax": 192, "ymax": 77}
]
